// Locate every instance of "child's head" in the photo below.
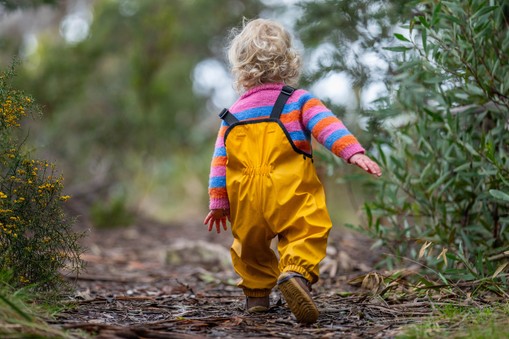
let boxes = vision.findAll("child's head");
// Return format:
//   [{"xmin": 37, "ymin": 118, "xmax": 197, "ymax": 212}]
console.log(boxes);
[{"xmin": 227, "ymin": 18, "xmax": 301, "ymax": 92}]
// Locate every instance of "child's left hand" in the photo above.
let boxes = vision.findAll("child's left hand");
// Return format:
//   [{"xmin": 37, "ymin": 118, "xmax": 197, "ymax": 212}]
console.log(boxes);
[
  {"xmin": 349, "ymin": 154, "xmax": 382, "ymax": 177},
  {"xmin": 204, "ymin": 209, "xmax": 230, "ymax": 233}
]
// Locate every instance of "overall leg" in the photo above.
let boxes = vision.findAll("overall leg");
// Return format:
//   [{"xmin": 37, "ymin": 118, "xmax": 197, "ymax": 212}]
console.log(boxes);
[
  {"xmin": 273, "ymin": 190, "xmax": 331, "ymax": 324},
  {"xmin": 230, "ymin": 201, "xmax": 280, "ymax": 297}
]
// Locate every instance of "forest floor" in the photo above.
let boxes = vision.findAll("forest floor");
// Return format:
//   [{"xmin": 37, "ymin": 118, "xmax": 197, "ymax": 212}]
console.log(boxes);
[{"xmin": 50, "ymin": 217, "xmax": 462, "ymax": 338}]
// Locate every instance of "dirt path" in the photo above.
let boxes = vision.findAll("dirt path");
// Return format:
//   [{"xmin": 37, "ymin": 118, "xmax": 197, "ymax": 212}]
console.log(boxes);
[{"xmin": 53, "ymin": 219, "xmax": 432, "ymax": 338}]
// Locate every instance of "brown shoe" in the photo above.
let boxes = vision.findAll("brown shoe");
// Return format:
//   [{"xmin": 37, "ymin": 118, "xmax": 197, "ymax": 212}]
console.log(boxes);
[
  {"xmin": 277, "ymin": 272, "xmax": 319, "ymax": 324},
  {"xmin": 246, "ymin": 296, "xmax": 270, "ymax": 313}
]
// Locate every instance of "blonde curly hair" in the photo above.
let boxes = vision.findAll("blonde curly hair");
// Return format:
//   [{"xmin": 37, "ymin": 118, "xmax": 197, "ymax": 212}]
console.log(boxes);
[{"xmin": 227, "ymin": 18, "xmax": 301, "ymax": 92}]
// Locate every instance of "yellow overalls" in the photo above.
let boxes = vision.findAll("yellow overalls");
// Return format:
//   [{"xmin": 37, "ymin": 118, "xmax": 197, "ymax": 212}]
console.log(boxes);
[{"xmin": 221, "ymin": 86, "xmax": 332, "ymax": 297}]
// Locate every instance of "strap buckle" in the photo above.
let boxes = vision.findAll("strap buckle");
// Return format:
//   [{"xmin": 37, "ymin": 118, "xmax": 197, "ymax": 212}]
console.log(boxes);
[
  {"xmin": 218, "ymin": 108, "xmax": 239, "ymax": 125},
  {"xmin": 281, "ymin": 85, "xmax": 295, "ymax": 96},
  {"xmin": 219, "ymin": 108, "xmax": 229, "ymax": 119}
]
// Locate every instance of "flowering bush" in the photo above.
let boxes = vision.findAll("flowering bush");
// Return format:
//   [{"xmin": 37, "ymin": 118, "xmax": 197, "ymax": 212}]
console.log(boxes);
[{"xmin": 0, "ymin": 64, "xmax": 82, "ymax": 289}]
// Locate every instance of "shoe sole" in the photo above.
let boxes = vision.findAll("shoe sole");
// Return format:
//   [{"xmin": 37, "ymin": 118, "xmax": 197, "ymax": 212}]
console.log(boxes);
[{"xmin": 278, "ymin": 276, "xmax": 319, "ymax": 324}]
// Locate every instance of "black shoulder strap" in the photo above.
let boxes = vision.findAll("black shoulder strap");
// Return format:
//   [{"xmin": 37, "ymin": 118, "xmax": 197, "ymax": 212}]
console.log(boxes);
[
  {"xmin": 269, "ymin": 85, "xmax": 295, "ymax": 119},
  {"xmin": 218, "ymin": 108, "xmax": 239, "ymax": 125},
  {"xmin": 219, "ymin": 85, "xmax": 295, "ymax": 124}
]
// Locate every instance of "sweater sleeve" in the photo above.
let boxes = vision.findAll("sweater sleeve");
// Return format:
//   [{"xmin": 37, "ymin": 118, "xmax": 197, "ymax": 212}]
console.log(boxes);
[
  {"xmin": 301, "ymin": 93, "xmax": 365, "ymax": 160},
  {"xmin": 208, "ymin": 122, "xmax": 230, "ymax": 210}
]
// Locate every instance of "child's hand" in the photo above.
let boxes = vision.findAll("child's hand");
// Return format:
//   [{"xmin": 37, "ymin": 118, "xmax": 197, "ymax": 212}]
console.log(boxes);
[
  {"xmin": 349, "ymin": 154, "xmax": 382, "ymax": 177},
  {"xmin": 204, "ymin": 209, "xmax": 230, "ymax": 233}
]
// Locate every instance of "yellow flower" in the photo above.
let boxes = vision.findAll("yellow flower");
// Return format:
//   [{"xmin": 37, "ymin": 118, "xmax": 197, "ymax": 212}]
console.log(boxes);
[{"xmin": 0, "ymin": 192, "xmax": 7, "ymax": 199}]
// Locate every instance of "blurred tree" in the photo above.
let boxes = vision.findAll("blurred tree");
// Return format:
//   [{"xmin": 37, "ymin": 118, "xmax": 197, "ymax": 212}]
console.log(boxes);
[
  {"xmin": 24, "ymin": 0, "xmax": 264, "ymax": 151},
  {"xmin": 1, "ymin": 0, "xmax": 266, "ymax": 221}
]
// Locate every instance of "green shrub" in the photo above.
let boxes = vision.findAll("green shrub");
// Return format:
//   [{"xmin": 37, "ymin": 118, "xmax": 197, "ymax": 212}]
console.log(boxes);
[
  {"xmin": 0, "ymin": 63, "xmax": 83, "ymax": 289},
  {"xmin": 359, "ymin": 1, "xmax": 509, "ymax": 283}
]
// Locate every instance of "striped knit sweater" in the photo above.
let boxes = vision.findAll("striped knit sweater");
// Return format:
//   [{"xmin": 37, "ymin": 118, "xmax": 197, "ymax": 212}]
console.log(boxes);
[{"xmin": 208, "ymin": 83, "xmax": 365, "ymax": 210}]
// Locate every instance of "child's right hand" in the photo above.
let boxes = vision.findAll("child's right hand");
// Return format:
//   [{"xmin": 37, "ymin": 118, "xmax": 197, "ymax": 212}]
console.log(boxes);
[{"xmin": 204, "ymin": 209, "xmax": 230, "ymax": 233}]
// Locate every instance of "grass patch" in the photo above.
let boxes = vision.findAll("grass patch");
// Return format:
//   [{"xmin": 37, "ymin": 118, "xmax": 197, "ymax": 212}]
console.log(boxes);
[
  {"xmin": 398, "ymin": 302, "xmax": 509, "ymax": 339},
  {"xmin": 0, "ymin": 271, "xmax": 86, "ymax": 339}
]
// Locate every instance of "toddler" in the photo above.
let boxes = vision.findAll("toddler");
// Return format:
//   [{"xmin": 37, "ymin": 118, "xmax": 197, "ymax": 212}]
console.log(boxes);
[{"xmin": 204, "ymin": 18, "xmax": 381, "ymax": 324}]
